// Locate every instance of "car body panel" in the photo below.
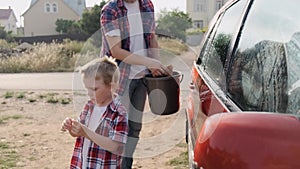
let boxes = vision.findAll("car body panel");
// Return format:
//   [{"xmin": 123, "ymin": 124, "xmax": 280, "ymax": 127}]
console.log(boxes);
[
  {"xmin": 187, "ymin": 64, "xmax": 229, "ymax": 139},
  {"xmin": 194, "ymin": 113, "xmax": 300, "ymax": 169}
]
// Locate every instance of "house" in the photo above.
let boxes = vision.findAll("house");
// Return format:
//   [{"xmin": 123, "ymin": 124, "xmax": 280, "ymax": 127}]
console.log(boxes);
[
  {"xmin": 0, "ymin": 7, "xmax": 18, "ymax": 35},
  {"xmin": 186, "ymin": 0, "xmax": 229, "ymax": 29},
  {"xmin": 23, "ymin": 0, "xmax": 86, "ymax": 36}
]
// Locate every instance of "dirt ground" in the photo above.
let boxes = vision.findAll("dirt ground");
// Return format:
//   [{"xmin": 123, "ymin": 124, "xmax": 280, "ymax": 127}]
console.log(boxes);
[
  {"xmin": 0, "ymin": 48, "xmax": 197, "ymax": 169},
  {"xmin": 0, "ymin": 89, "xmax": 188, "ymax": 169}
]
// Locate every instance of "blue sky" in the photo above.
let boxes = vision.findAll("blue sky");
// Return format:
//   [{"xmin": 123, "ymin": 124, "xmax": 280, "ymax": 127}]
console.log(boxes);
[{"xmin": 0, "ymin": 0, "xmax": 186, "ymax": 27}]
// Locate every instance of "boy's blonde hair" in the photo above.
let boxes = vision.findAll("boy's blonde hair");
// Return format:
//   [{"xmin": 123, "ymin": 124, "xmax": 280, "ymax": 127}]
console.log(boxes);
[{"xmin": 80, "ymin": 56, "xmax": 120, "ymax": 86}]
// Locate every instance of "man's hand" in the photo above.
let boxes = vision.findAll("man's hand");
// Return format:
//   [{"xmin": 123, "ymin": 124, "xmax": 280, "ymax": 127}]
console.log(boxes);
[{"xmin": 147, "ymin": 59, "xmax": 173, "ymax": 77}]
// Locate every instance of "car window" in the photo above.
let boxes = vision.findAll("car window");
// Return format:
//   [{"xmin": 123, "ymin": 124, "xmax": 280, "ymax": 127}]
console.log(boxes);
[
  {"xmin": 228, "ymin": 0, "xmax": 300, "ymax": 115},
  {"xmin": 198, "ymin": 0, "xmax": 247, "ymax": 84}
]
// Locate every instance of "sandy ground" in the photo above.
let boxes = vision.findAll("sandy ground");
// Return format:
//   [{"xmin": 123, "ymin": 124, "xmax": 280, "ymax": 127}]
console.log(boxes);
[{"xmin": 0, "ymin": 90, "xmax": 188, "ymax": 169}]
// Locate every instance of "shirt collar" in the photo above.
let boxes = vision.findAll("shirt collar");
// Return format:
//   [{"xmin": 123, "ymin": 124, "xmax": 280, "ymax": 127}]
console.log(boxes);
[
  {"xmin": 109, "ymin": 95, "xmax": 121, "ymax": 112},
  {"xmin": 117, "ymin": 0, "xmax": 145, "ymax": 8}
]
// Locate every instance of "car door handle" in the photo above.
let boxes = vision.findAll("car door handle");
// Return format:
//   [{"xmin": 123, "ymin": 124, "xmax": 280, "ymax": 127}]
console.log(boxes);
[{"xmin": 189, "ymin": 82, "xmax": 195, "ymax": 90}]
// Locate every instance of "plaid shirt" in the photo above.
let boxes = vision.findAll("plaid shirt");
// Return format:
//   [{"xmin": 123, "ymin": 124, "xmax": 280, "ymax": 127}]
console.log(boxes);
[
  {"xmin": 70, "ymin": 98, "xmax": 128, "ymax": 169},
  {"xmin": 100, "ymin": 0, "xmax": 156, "ymax": 95}
]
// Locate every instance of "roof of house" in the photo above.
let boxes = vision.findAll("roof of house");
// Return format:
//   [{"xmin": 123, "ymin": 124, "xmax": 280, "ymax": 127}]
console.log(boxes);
[
  {"xmin": 0, "ymin": 9, "xmax": 13, "ymax": 20},
  {"xmin": 29, "ymin": 0, "xmax": 86, "ymax": 16}
]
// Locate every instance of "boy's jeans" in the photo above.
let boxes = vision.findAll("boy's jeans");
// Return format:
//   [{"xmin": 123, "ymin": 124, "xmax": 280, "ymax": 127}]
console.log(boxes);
[{"xmin": 120, "ymin": 79, "xmax": 147, "ymax": 169}]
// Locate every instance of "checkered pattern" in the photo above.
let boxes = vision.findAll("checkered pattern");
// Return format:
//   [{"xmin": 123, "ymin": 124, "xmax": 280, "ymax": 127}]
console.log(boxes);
[
  {"xmin": 100, "ymin": 0, "xmax": 156, "ymax": 95},
  {"xmin": 70, "ymin": 99, "xmax": 128, "ymax": 169}
]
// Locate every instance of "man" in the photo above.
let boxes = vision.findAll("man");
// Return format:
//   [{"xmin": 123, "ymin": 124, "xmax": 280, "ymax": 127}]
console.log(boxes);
[{"xmin": 100, "ymin": 0, "xmax": 169, "ymax": 168}]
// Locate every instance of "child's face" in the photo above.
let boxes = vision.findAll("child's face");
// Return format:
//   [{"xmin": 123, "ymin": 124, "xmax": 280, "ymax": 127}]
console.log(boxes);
[{"xmin": 83, "ymin": 77, "xmax": 112, "ymax": 106}]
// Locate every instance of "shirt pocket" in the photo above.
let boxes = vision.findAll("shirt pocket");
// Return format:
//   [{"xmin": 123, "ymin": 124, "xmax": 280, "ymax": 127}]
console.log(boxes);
[{"xmin": 95, "ymin": 118, "xmax": 113, "ymax": 138}]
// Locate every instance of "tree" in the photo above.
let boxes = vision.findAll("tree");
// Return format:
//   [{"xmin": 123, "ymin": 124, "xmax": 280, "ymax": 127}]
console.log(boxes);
[
  {"xmin": 80, "ymin": 1, "xmax": 106, "ymax": 35},
  {"xmin": 156, "ymin": 9, "xmax": 192, "ymax": 42},
  {"xmin": 0, "ymin": 27, "xmax": 7, "ymax": 39},
  {"xmin": 77, "ymin": 1, "xmax": 106, "ymax": 48},
  {"xmin": 55, "ymin": 19, "xmax": 77, "ymax": 34},
  {"xmin": 67, "ymin": 22, "xmax": 82, "ymax": 34},
  {"xmin": 213, "ymin": 33, "xmax": 232, "ymax": 66},
  {"xmin": 0, "ymin": 27, "xmax": 14, "ymax": 42},
  {"xmin": 55, "ymin": 1, "xmax": 106, "ymax": 35}
]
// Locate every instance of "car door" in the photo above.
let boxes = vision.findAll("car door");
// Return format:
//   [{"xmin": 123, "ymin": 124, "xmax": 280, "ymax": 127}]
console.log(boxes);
[
  {"xmin": 191, "ymin": 0, "xmax": 300, "ymax": 168},
  {"xmin": 187, "ymin": 0, "xmax": 249, "ymax": 168}
]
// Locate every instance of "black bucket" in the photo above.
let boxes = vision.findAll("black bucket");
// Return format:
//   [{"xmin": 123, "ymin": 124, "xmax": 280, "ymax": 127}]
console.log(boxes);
[{"xmin": 144, "ymin": 71, "xmax": 183, "ymax": 115}]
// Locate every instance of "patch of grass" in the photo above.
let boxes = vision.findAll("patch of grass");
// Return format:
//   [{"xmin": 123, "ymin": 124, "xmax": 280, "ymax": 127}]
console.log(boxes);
[
  {"xmin": 0, "ymin": 41, "xmax": 78, "ymax": 73},
  {"xmin": 73, "ymin": 92, "xmax": 86, "ymax": 96},
  {"xmin": 158, "ymin": 38, "xmax": 188, "ymax": 55},
  {"xmin": 0, "ymin": 143, "xmax": 9, "ymax": 149},
  {"xmin": 28, "ymin": 98, "xmax": 37, "ymax": 103},
  {"xmin": 62, "ymin": 39, "xmax": 84, "ymax": 54},
  {"xmin": 11, "ymin": 115, "xmax": 22, "ymax": 120},
  {"xmin": 47, "ymin": 96, "xmax": 59, "ymax": 104},
  {"xmin": 168, "ymin": 151, "xmax": 189, "ymax": 169},
  {"xmin": 176, "ymin": 142, "xmax": 187, "ymax": 148},
  {"xmin": 3, "ymin": 92, "xmax": 14, "ymax": 99},
  {"xmin": 0, "ymin": 115, "xmax": 22, "ymax": 124},
  {"xmin": 28, "ymin": 156, "xmax": 36, "ymax": 161},
  {"xmin": 0, "ymin": 143, "xmax": 18, "ymax": 169},
  {"xmin": 0, "ymin": 39, "xmax": 12, "ymax": 48},
  {"xmin": 38, "ymin": 94, "xmax": 47, "ymax": 99},
  {"xmin": 61, "ymin": 98, "xmax": 72, "ymax": 105},
  {"xmin": 23, "ymin": 133, "xmax": 31, "ymax": 137},
  {"xmin": 46, "ymin": 93, "xmax": 59, "ymax": 97},
  {"xmin": 45, "ymin": 93, "xmax": 60, "ymax": 104},
  {"xmin": 0, "ymin": 38, "xmax": 186, "ymax": 73},
  {"xmin": 16, "ymin": 92, "xmax": 25, "ymax": 99},
  {"xmin": 12, "ymin": 92, "xmax": 73, "ymax": 104},
  {"xmin": 43, "ymin": 92, "xmax": 72, "ymax": 104}
]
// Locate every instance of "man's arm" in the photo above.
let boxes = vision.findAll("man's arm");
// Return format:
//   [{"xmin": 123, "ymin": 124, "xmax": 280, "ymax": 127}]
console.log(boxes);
[
  {"xmin": 149, "ymin": 33, "xmax": 160, "ymax": 60},
  {"xmin": 106, "ymin": 35, "xmax": 169, "ymax": 76}
]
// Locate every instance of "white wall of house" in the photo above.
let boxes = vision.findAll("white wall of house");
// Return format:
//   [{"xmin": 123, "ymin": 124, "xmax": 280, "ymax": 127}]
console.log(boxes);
[
  {"xmin": 187, "ymin": 0, "xmax": 229, "ymax": 29},
  {"xmin": 23, "ymin": 0, "xmax": 81, "ymax": 36},
  {"xmin": 0, "ymin": 11, "xmax": 18, "ymax": 35}
]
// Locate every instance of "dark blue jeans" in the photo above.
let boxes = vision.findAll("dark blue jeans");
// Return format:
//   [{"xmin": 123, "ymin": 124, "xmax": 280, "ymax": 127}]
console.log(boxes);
[{"xmin": 120, "ymin": 79, "xmax": 147, "ymax": 169}]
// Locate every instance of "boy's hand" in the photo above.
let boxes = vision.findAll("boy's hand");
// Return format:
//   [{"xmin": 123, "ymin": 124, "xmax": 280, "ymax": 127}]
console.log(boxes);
[
  {"xmin": 69, "ymin": 120, "xmax": 88, "ymax": 138},
  {"xmin": 61, "ymin": 117, "xmax": 73, "ymax": 132}
]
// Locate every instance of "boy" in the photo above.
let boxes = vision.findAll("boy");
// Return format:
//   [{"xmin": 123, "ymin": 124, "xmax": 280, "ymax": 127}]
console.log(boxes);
[{"xmin": 61, "ymin": 56, "xmax": 128, "ymax": 169}]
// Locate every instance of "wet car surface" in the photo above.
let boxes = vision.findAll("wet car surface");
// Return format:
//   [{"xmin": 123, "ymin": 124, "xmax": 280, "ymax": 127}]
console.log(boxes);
[{"xmin": 186, "ymin": 0, "xmax": 300, "ymax": 168}]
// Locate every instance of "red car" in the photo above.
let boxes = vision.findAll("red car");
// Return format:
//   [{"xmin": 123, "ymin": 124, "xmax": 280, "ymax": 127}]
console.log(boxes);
[{"xmin": 186, "ymin": 0, "xmax": 300, "ymax": 168}]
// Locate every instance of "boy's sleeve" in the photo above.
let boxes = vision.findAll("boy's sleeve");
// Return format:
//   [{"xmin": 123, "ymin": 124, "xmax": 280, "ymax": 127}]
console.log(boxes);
[{"xmin": 109, "ymin": 112, "xmax": 128, "ymax": 144}]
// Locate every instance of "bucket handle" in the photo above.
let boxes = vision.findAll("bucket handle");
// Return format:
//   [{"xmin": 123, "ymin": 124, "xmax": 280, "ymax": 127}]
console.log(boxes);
[
  {"xmin": 142, "ymin": 72, "xmax": 184, "ymax": 86},
  {"xmin": 179, "ymin": 73, "xmax": 184, "ymax": 83},
  {"xmin": 142, "ymin": 77, "xmax": 147, "ymax": 87}
]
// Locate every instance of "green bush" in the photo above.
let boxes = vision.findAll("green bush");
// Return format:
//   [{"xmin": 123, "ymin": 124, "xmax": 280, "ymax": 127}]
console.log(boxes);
[{"xmin": 186, "ymin": 28, "xmax": 207, "ymax": 35}]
